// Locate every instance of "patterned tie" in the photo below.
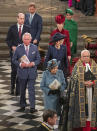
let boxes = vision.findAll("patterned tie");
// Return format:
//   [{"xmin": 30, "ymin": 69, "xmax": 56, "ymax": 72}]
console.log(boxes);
[
  {"xmin": 26, "ymin": 46, "xmax": 29, "ymax": 56},
  {"xmin": 19, "ymin": 25, "xmax": 21, "ymax": 38}
]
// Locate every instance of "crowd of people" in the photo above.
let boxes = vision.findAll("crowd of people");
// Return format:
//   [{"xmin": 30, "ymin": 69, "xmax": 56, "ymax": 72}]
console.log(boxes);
[
  {"xmin": 5, "ymin": 1, "xmax": 97, "ymax": 131},
  {"xmin": 60, "ymin": 0, "xmax": 95, "ymax": 16}
]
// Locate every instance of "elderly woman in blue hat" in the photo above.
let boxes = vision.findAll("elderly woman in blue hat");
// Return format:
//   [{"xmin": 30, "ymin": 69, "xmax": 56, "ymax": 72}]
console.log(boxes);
[
  {"xmin": 40, "ymin": 59, "xmax": 66, "ymax": 115},
  {"xmin": 44, "ymin": 32, "xmax": 68, "ymax": 83}
]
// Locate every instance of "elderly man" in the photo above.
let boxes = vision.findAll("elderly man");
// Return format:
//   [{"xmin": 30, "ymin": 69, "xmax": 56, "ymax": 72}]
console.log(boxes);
[
  {"xmin": 12, "ymin": 32, "xmax": 40, "ymax": 112},
  {"xmin": 25, "ymin": 2, "xmax": 42, "ymax": 46},
  {"xmin": 6, "ymin": 13, "xmax": 30, "ymax": 95},
  {"xmin": 67, "ymin": 49, "xmax": 97, "ymax": 131}
]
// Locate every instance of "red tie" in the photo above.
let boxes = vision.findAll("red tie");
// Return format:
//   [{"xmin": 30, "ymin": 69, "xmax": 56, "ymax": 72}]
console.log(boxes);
[{"xmin": 19, "ymin": 25, "xmax": 21, "ymax": 38}]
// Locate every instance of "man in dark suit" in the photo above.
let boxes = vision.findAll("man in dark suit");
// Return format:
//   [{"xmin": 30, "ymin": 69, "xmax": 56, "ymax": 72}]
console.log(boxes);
[
  {"xmin": 25, "ymin": 2, "xmax": 42, "ymax": 46},
  {"xmin": 35, "ymin": 110, "xmax": 57, "ymax": 131},
  {"xmin": 12, "ymin": 32, "xmax": 40, "ymax": 112},
  {"xmin": 6, "ymin": 13, "xmax": 30, "ymax": 95}
]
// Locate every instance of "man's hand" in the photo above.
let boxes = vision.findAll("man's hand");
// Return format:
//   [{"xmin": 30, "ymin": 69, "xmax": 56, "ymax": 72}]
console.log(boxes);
[
  {"xmin": 21, "ymin": 63, "xmax": 28, "ymax": 68},
  {"xmin": 84, "ymin": 80, "xmax": 94, "ymax": 87},
  {"xmin": 68, "ymin": 56, "xmax": 71, "ymax": 61},
  {"xmin": 28, "ymin": 62, "xmax": 35, "ymax": 67},
  {"xmin": 33, "ymin": 39, "xmax": 38, "ymax": 44},
  {"xmin": 12, "ymin": 46, "xmax": 16, "ymax": 51}
]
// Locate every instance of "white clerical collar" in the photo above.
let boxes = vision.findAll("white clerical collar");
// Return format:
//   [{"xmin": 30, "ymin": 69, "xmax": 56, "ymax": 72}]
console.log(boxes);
[{"xmin": 85, "ymin": 63, "xmax": 91, "ymax": 72}]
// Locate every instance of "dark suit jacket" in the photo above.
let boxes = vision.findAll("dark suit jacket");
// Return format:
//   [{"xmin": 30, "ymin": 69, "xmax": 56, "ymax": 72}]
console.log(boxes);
[
  {"xmin": 34, "ymin": 124, "xmax": 52, "ymax": 131},
  {"xmin": 25, "ymin": 13, "xmax": 42, "ymax": 42},
  {"xmin": 12, "ymin": 44, "xmax": 40, "ymax": 79},
  {"xmin": 6, "ymin": 24, "xmax": 30, "ymax": 49}
]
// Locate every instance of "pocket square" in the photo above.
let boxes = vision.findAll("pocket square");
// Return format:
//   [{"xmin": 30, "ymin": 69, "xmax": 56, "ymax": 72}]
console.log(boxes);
[{"xmin": 32, "ymin": 51, "xmax": 35, "ymax": 54}]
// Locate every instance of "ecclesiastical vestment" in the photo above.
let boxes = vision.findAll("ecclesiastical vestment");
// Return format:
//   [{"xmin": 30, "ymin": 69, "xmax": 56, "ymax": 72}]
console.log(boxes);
[{"xmin": 67, "ymin": 59, "xmax": 97, "ymax": 131}]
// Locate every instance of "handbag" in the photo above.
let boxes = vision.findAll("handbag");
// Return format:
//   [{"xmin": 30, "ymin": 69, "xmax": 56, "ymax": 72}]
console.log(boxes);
[{"xmin": 59, "ymin": 90, "xmax": 69, "ymax": 105}]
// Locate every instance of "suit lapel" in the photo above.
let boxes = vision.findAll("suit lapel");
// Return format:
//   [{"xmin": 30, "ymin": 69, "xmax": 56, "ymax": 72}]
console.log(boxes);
[
  {"xmin": 15, "ymin": 25, "xmax": 19, "ymax": 38},
  {"xmin": 31, "ymin": 13, "xmax": 36, "ymax": 24},
  {"xmin": 22, "ymin": 25, "xmax": 25, "ymax": 36}
]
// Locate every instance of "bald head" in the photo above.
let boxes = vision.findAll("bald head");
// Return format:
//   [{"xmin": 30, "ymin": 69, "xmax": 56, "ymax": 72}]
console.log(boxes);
[{"xmin": 17, "ymin": 13, "xmax": 25, "ymax": 25}]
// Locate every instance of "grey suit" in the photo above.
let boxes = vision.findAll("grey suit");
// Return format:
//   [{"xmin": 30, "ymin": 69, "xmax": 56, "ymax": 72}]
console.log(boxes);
[{"xmin": 12, "ymin": 43, "xmax": 40, "ymax": 108}]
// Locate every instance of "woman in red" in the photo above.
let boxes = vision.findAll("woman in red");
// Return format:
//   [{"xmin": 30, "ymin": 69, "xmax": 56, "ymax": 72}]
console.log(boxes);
[
  {"xmin": 49, "ymin": 14, "xmax": 71, "ymax": 75},
  {"xmin": 49, "ymin": 14, "xmax": 71, "ymax": 61}
]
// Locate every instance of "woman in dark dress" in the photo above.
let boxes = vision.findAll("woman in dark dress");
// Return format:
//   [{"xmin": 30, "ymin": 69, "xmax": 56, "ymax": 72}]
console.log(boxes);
[{"xmin": 44, "ymin": 32, "xmax": 68, "ymax": 81}]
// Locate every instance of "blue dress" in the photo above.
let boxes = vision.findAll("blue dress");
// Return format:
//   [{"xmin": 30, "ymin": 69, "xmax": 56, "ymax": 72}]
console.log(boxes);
[
  {"xmin": 44, "ymin": 45, "xmax": 68, "ymax": 77},
  {"xmin": 40, "ymin": 69, "xmax": 66, "ymax": 115}
]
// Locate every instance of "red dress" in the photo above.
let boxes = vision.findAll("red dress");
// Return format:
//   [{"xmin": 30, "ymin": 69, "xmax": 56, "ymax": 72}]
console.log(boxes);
[
  {"xmin": 49, "ymin": 28, "xmax": 71, "ymax": 57},
  {"xmin": 73, "ymin": 121, "xmax": 97, "ymax": 131}
]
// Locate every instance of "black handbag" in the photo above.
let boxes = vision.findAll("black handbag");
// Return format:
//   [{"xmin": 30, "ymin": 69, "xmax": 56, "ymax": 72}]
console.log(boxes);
[{"xmin": 59, "ymin": 90, "xmax": 69, "ymax": 105}]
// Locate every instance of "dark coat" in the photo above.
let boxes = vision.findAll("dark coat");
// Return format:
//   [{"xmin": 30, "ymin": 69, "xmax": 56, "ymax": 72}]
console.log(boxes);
[
  {"xmin": 25, "ymin": 13, "xmax": 42, "ymax": 42},
  {"xmin": 49, "ymin": 29, "xmax": 71, "ymax": 56},
  {"xmin": 6, "ymin": 24, "xmax": 30, "ymax": 49},
  {"xmin": 44, "ymin": 45, "xmax": 68, "ymax": 76}
]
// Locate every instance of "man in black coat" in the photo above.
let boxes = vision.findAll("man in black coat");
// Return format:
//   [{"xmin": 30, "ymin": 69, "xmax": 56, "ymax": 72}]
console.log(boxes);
[{"xmin": 6, "ymin": 13, "xmax": 30, "ymax": 95}]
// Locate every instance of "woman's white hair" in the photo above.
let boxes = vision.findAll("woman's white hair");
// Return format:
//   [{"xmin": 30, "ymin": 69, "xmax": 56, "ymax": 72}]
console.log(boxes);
[{"xmin": 81, "ymin": 49, "xmax": 90, "ymax": 56}]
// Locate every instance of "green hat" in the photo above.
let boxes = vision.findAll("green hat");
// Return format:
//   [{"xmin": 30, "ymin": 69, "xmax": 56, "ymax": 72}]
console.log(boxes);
[{"xmin": 66, "ymin": 9, "xmax": 74, "ymax": 15}]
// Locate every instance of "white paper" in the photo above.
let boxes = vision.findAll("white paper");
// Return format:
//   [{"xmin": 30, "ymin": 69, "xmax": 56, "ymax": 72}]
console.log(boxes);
[
  {"xmin": 20, "ymin": 55, "xmax": 30, "ymax": 64},
  {"xmin": 49, "ymin": 79, "xmax": 61, "ymax": 90}
]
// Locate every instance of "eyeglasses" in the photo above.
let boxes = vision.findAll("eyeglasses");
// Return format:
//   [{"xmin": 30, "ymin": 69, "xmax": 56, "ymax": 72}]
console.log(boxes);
[{"xmin": 82, "ymin": 56, "xmax": 90, "ymax": 57}]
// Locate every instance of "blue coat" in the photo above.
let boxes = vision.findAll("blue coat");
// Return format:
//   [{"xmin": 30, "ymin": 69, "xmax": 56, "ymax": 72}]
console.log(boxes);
[
  {"xmin": 40, "ymin": 69, "xmax": 66, "ymax": 115},
  {"xmin": 25, "ymin": 13, "xmax": 42, "ymax": 42},
  {"xmin": 12, "ymin": 44, "xmax": 40, "ymax": 79},
  {"xmin": 44, "ymin": 45, "xmax": 68, "ymax": 76}
]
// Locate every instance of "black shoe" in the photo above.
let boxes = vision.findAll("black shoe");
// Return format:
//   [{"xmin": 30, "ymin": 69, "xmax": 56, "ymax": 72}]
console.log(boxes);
[
  {"xmin": 85, "ymin": 11, "xmax": 93, "ymax": 16},
  {"xmin": 19, "ymin": 107, "xmax": 25, "ymax": 112},
  {"xmin": 30, "ymin": 108, "xmax": 37, "ymax": 113}
]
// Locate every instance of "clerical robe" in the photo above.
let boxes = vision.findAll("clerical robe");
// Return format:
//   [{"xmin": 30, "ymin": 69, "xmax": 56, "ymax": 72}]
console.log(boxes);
[{"xmin": 67, "ymin": 59, "xmax": 97, "ymax": 131}]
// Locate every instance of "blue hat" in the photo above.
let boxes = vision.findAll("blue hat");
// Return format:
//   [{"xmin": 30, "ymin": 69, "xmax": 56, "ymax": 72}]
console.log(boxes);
[
  {"xmin": 50, "ymin": 32, "xmax": 66, "ymax": 43},
  {"xmin": 47, "ymin": 59, "xmax": 60, "ymax": 70}
]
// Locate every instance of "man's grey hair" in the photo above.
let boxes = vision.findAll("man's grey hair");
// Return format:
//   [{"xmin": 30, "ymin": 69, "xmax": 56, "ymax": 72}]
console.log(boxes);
[
  {"xmin": 81, "ymin": 49, "xmax": 90, "ymax": 56},
  {"xmin": 22, "ymin": 32, "xmax": 32, "ymax": 40}
]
